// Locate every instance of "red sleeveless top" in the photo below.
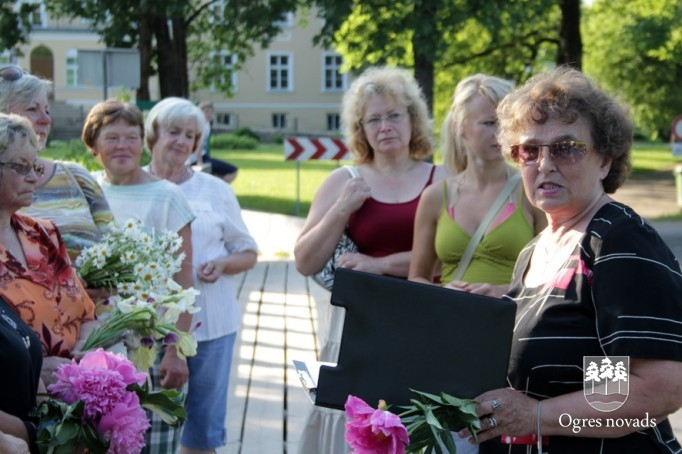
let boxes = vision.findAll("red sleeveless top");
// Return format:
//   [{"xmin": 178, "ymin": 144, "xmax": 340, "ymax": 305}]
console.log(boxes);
[{"xmin": 347, "ymin": 165, "xmax": 436, "ymax": 258}]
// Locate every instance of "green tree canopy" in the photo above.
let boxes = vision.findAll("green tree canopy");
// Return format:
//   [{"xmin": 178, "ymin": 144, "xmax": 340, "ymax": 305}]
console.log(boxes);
[
  {"xmin": 583, "ymin": 0, "xmax": 682, "ymax": 140},
  {"xmin": 0, "ymin": 0, "xmax": 39, "ymax": 55}
]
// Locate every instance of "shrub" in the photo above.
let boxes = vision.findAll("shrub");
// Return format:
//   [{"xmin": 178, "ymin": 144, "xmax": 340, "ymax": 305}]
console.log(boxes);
[
  {"xmin": 231, "ymin": 127, "xmax": 260, "ymax": 142},
  {"xmin": 211, "ymin": 133, "xmax": 258, "ymax": 150}
]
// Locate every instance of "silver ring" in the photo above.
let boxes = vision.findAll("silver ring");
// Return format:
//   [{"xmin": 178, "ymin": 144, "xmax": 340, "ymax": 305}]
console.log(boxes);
[
  {"xmin": 488, "ymin": 416, "xmax": 498, "ymax": 429},
  {"xmin": 491, "ymin": 400, "xmax": 502, "ymax": 411}
]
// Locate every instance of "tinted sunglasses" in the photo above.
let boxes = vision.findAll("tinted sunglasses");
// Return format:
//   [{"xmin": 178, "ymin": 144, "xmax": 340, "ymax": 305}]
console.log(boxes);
[
  {"xmin": 0, "ymin": 65, "xmax": 28, "ymax": 82},
  {"xmin": 510, "ymin": 141, "xmax": 588, "ymax": 166},
  {"xmin": 0, "ymin": 161, "xmax": 45, "ymax": 177}
]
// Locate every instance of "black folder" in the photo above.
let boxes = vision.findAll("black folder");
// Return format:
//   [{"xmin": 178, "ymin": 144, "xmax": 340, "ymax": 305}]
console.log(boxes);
[{"xmin": 312, "ymin": 268, "xmax": 516, "ymax": 410}]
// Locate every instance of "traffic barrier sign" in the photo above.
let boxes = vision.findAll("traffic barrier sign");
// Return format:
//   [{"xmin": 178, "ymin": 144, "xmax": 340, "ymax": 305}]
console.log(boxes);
[{"xmin": 284, "ymin": 136, "xmax": 349, "ymax": 161}]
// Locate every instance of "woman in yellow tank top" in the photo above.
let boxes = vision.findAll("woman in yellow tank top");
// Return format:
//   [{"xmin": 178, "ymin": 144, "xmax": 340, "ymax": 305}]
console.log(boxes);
[{"xmin": 409, "ymin": 74, "xmax": 546, "ymax": 297}]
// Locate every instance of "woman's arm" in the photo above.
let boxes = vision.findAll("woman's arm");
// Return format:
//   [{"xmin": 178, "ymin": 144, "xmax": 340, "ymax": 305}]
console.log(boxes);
[
  {"xmin": 0, "ymin": 430, "xmax": 29, "ymax": 454},
  {"xmin": 197, "ymin": 250, "xmax": 257, "ymax": 283},
  {"xmin": 294, "ymin": 167, "xmax": 371, "ymax": 276},
  {"xmin": 408, "ymin": 183, "xmax": 442, "ymax": 284},
  {"xmin": 468, "ymin": 358, "xmax": 682, "ymax": 443}
]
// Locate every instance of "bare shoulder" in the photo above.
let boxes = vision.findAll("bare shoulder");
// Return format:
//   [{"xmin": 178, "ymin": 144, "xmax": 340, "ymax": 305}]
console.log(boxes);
[{"xmin": 429, "ymin": 163, "xmax": 449, "ymax": 183}]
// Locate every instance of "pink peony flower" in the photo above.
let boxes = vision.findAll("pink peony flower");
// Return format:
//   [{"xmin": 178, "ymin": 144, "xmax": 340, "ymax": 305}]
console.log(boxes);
[
  {"xmin": 79, "ymin": 348, "xmax": 147, "ymax": 387},
  {"xmin": 97, "ymin": 391, "xmax": 150, "ymax": 454},
  {"xmin": 345, "ymin": 395, "xmax": 409, "ymax": 454}
]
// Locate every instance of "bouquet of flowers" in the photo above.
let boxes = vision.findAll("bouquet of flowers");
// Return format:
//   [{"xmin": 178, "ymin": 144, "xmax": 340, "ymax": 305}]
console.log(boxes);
[
  {"xmin": 33, "ymin": 349, "xmax": 186, "ymax": 454},
  {"xmin": 345, "ymin": 390, "xmax": 481, "ymax": 454},
  {"xmin": 76, "ymin": 217, "xmax": 201, "ymax": 370},
  {"xmin": 75, "ymin": 218, "xmax": 184, "ymax": 297},
  {"xmin": 82, "ymin": 288, "xmax": 200, "ymax": 371}
]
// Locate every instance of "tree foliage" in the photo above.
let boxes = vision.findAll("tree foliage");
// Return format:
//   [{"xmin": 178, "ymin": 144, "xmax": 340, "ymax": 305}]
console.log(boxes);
[
  {"xmin": 0, "ymin": 0, "xmax": 39, "ymax": 54},
  {"xmin": 583, "ymin": 0, "xmax": 682, "ymax": 140},
  {"xmin": 46, "ymin": 0, "xmax": 306, "ymax": 99}
]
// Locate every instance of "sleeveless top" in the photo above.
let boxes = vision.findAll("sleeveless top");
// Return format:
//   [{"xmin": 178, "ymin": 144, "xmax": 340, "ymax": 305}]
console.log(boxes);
[
  {"xmin": 347, "ymin": 165, "xmax": 436, "ymax": 259},
  {"xmin": 435, "ymin": 180, "xmax": 535, "ymax": 284}
]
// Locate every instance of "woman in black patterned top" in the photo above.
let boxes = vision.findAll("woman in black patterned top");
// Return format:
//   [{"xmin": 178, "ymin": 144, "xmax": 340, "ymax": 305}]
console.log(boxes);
[{"xmin": 458, "ymin": 67, "xmax": 682, "ymax": 453}]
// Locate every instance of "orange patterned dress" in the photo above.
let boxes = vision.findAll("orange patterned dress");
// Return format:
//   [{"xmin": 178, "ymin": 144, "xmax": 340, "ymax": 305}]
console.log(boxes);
[{"xmin": 0, "ymin": 213, "xmax": 95, "ymax": 357}]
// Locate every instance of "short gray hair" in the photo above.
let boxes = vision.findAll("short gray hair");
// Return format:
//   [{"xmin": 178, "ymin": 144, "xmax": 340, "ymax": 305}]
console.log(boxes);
[
  {"xmin": 0, "ymin": 70, "xmax": 53, "ymax": 113},
  {"xmin": 0, "ymin": 113, "xmax": 39, "ymax": 158},
  {"xmin": 145, "ymin": 97, "xmax": 207, "ymax": 152}
]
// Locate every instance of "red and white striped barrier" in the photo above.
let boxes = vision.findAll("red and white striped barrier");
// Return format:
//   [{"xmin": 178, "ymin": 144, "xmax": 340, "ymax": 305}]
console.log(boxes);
[{"xmin": 284, "ymin": 136, "xmax": 349, "ymax": 161}]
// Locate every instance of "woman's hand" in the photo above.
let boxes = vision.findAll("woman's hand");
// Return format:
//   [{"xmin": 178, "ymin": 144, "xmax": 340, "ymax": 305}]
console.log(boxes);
[
  {"xmin": 159, "ymin": 346, "xmax": 189, "ymax": 389},
  {"xmin": 0, "ymin": 431, "xmax": 29, "ymax": 454},
  {"xmin": 443, "ymin": 280, "xmax": 509, "ymax": 298},
  {"xmin": 458, "ymin": 388, "xmax": 538, "ymax": 444},
  {"xmin": 197, "ymin": 260, "xmax": 222, "ymax": 283},
  {"xmin": 336, "ymin": 252, "xmax": 382, "ymax": 275}
]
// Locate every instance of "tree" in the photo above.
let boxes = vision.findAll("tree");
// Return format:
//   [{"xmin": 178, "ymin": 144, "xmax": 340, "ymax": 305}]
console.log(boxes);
[
  {"xmin": 46, "ymin": 0, "xmax": 306, "ymax": 99},
  {"xmin": 0, "ymin": 0, "xmax": 39, "ymax": 55},
  {"xmin": 583, "ymin": 0, "xmax": 682, "ymax": 140},
  {"xmin": 310, "ymin": 0, "xmax": 582, "ymax": 125}
]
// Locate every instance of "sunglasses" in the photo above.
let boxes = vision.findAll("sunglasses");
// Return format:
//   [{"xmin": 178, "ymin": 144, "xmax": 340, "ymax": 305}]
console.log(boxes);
[
  {"xmin": 0, "ymin": 65, "xmax": 27, "ymax": 82},
  {"xmin": 510, "ymin": 141, "xmax": 588, "ymax": 166},
  {"xmin": 0, "ymin": 161, "xmax": 45, "ymax": 177}
]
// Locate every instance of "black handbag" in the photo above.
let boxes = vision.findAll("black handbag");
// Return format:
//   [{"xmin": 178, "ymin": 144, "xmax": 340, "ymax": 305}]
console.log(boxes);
[{"xmin": 312, "ymin": 165, "xmax": 360, "ymax": 291}]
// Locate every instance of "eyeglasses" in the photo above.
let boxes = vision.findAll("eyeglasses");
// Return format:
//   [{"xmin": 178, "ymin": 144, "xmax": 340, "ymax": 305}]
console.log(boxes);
[
  {"xmin": 510, "ymin": 141, "xmax": 588, "ymax": 166},
  {"xmin": 0, "ymin": 161, "xmax": 45, "ymax": 177},
  {"xmin": 361, "ymin": 111, "xmax": 407, "ymax": 130},
  {"xmin": 0, "ymin": 65, "xmax": 27, "ymax": 82}
]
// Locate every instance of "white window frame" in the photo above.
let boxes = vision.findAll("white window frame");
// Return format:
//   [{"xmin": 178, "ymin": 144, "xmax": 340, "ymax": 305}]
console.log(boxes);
[
  {"xmin": 273, "ymin": 12, "xmax": 294, "ymax": 28},
  {"xmin": 322, "ymin": 52, "xmax": 347, "ymax": 92},
  {"xmin": 216, "ymin": 112, "xmax": 233, "ymax": 127},
  {"xmin": 326, "ymin": 113, "xmax": 341, "ymax": 131},
  {"xmin": 66, "ymin": 48, "xmax": 78, "ymax": 87},
  {"xmin": 272, "ymin": 113, "xmax": 287, "ymax": 129},
  {"xmin": 16, "ymin": 0, "xmax": 47, "ymax": 28},
  {"xmin": 210, "ymin": 51, "xmax": 238, "ymax": 92},
  {"xmin": 267, "ymin": 52, "xmax": 293, "ymax": 92}
]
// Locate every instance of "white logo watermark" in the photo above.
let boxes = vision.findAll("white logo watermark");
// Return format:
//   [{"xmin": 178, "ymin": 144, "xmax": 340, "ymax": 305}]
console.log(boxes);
[{"xmin": 583, "ymin": 355, "xmax": 629, "ymax": 412}]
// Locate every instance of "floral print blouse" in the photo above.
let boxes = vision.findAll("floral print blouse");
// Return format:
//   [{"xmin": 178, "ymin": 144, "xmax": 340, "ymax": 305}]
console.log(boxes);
[{"xmin": 0, "ymin": 213, "xmax": 95, "ymax": 357}]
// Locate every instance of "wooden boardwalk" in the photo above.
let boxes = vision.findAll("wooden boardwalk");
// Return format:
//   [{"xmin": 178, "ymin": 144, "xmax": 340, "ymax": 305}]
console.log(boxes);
[
  {"xmin": 219, "ymin": 260, "xmax": 329, "ymax": 454},
  {"xmin": 215, "ymin": 210, "xmax": 682, "ymax": 454}
]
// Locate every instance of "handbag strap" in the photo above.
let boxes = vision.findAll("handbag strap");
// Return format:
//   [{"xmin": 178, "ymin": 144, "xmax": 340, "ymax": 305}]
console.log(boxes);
[
  {"xmin": 452, "ymin": 171, "xmax": 522, "ymax": 281},
  {"xmin": 343, "ymin": 164, "xmax": 360, "ymax": 178}
]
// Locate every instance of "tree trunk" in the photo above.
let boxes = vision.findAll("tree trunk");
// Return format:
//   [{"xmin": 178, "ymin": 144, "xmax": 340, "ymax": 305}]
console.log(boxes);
[
  {"xmin": 136, "ymin": 11, "xmax": 152, "ymax": 101},
  {"xmin": 154, "ymin": 15, "xmax": 189, "ymax": 98},
  {"xmin": 557, "ymin": 0, "xmax": 582, "ymax": 70}
]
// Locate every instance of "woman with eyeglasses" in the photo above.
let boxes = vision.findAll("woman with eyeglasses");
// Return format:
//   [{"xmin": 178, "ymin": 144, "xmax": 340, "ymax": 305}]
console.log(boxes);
[
  {"xmin": 0, "ymin": 65, "xmax": 114, "ymax": 262},
  {"xmin": 455, "ymin": 67, "xmax": 682, "ymax": 453},
  {"xmin": 294, "ymin": 66, "xmax": 446, "ymax": 453},
  {"xmin": 0, "ymin": 111, "xmax": 93, "ymax": 426},
  {"xmin": 409, "ymin": 74, "xmax": 546, "ymax": 298}
]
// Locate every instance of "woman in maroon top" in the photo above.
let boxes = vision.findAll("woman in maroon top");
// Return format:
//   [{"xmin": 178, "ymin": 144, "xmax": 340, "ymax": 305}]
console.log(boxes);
[{"xmin": 294, "ymin": 65, "xmax": 445, "ymax": 453}]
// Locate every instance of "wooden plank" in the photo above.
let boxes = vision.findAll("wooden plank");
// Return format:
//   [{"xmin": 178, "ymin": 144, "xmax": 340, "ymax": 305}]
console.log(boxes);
[
  {"xmin": 285, "ymin": 264, "xmax": 321, "ymax": 448},
  {"xmin": 222, "ymin": 263, "xmax": 267, "ymax": 454},
  {"xmin": 240, "ymin": 262, "xmax": 288, "ymax": 453}
]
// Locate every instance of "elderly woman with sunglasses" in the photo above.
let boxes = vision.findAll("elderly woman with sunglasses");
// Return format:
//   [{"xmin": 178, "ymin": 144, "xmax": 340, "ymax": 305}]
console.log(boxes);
[
  {"xmin": 0, "ymin": 112, "xmax": 94, "ymax": 401},
  {"xmin": 457, "ymin": 67, "xmax": 682, "ymax": 453},
  {"xmin": 0, "ymin": 65, "xmax": 114, "ymax": 262}
]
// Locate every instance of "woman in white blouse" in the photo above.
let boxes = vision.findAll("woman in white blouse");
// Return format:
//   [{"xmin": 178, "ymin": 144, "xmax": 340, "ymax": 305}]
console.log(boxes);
[{"xmin": 145, "ymin": 97, "xmax": 258, "ymax": 454}]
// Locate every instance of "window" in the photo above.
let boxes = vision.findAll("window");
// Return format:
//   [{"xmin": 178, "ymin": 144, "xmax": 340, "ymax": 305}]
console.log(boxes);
[
  {"xmin": 268, "ymin": 53, "xmax": 292, "ymax": 92},
  {"xmin": 216, "ymin": 113, "xmax": 233, "ymax": 127},
  {"xmin": 322, "ymin": 52, "xmax": 346, "ymax": 92},
  {"xmin": 211, "ymin": 51, "xmax": 238, "ymax": 91},
  {"xmin": 66, "ymin": 49, "xmax": 78, "ymax": 87},
  {"xmin": 0, "ymin": 50, "xmax": 11, "ymax": 66},
  {"xmin": 17, "ymin": 1, "xmax": 46, "ymax": 28},
  {"xmin": 272, "ymin": 113, "xmax": 287, "ymax": 129},
  {"xmin": 273, "ymin": 12, "xmax": 293, "ymax": 27},
  {"xmin": 327, "ymin": 113, "xmax": 340, "ymax": 131}
]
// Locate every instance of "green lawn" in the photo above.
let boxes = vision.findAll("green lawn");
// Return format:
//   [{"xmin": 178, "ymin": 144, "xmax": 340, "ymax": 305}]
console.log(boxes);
[{"xmin": 43, "ymin": 140, "xmax": 681, "ymax": 219}]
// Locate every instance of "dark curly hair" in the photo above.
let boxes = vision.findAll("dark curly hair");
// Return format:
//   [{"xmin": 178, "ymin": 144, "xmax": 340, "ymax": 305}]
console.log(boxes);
[{"xmin": 497, "ymin": 66, "xmax": 632, "ymax": 193}]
